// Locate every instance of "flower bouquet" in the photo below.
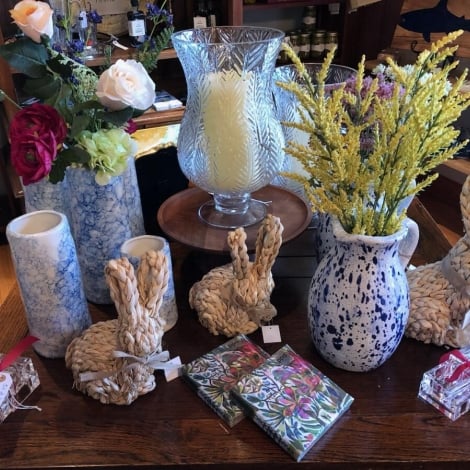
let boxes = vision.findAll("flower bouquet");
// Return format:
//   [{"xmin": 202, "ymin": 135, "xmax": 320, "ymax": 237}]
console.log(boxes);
[
  {"xmin": 0, "ymin": 0, "xmax": 160, "ymax": 186},
  {"xmin": 0, "ymin": 0, "xmax": 175, "ymax": 304},
  {"xmin": 278, "ymin": 30, "xmax": 470, "ymax": 237}
]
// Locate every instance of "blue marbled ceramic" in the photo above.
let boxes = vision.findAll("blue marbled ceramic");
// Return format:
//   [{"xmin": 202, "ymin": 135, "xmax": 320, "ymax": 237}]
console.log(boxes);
[
  {"xmin": 22, "ymin": 176, "xmax": 70, "ymax": 220},
  {"xmin": 66, "ymin": 158, "xmax": 145, "ymax": 304},
  {"xmin": 6, "ymin": 211, "xmax": 91, "ymax": 358},
  {"xmin": 308, "ymin": 217, "xmax": 418, "ymax": 372}
]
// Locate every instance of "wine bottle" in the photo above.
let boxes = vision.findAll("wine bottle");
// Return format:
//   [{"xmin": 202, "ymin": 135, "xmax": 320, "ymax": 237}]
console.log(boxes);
[
  {"xmin": 193, "ymin": 0, "xmax": 207, "ymax": 29},
  {"xmin": 207, "ymin": 0, "xmax": 217, "ymax": 27},
  {"xmin": 127, "ymin": 0, "xmax": 146, "ymax": 47}
]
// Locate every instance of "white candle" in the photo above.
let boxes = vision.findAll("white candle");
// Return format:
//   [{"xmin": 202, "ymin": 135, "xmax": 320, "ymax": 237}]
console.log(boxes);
[{"xmin": 202, "ymin": 70, "xmax": 257, "ymax": 192}]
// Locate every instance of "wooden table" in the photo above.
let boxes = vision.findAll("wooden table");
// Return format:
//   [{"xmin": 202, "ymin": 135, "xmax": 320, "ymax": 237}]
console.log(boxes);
[{"xmin": 1, "ymin": 223, "xmax": 469, "ymax": 469}]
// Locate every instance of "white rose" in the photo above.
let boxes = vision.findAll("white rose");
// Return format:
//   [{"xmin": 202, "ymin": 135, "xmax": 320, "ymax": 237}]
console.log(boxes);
[
  {"xmin": 96, "ymin": 59, "xmax": 156, "ymax": 111},
  {"xmin": 10, "ymin": 0, "xmax": 54, "ymax": 43}
]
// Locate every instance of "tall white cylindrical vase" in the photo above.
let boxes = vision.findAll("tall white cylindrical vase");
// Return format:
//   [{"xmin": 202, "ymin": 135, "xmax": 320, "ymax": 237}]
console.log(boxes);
[
  {"xmin": 6, "ymin": 210, "xmax": 91, "ymax": 358},
  {"xmin": 121, "ymin": 235, "xmax": 178, "ymax": 331}
]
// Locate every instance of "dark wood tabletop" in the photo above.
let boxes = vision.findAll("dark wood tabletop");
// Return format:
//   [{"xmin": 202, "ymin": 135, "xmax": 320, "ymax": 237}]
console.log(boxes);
[{"xmin": 1, "ymin": 221, "xmax": 469, "ymax": 470}]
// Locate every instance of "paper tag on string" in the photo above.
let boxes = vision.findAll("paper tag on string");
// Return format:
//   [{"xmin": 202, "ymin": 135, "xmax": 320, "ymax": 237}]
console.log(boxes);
[
  {"xmin": 164, "ymin": 356, "xmax": 182, "ymax": 382},
  {"xmin": 262, "ymin": 325, "xmax": 282, "ymax": 343},
  {"xmin": 0, "ymin": 372, "xmax": 13, "ymax": 405}
]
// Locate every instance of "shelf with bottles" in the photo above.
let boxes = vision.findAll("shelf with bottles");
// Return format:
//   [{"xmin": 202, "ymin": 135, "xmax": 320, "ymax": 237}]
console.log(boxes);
[
  {"xmin": 229, "ymin": 0, "xmax": 345, "ymax": 25},
  {"xmin": 229, "ymin": 1, "xmax": 343, "ymax": 64}
]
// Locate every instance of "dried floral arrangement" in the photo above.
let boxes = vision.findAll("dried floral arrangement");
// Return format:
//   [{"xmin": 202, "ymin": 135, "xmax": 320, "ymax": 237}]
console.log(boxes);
[{"xmin": 278, "ymin": 31, "xmax": 470, "ymax": 236}]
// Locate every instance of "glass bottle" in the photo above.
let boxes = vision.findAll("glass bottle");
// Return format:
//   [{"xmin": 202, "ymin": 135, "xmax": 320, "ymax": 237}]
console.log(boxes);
[
  {"xmin": 127, "ymin": 0, "xmax": 146, "ymax": 47},
  {"xmin": 193, "ymin": 0, "xmax": 208, "ymax": 29},
  {"xmin": 207, "ymin": 0, "xmax": 218, "ymax": 27}
]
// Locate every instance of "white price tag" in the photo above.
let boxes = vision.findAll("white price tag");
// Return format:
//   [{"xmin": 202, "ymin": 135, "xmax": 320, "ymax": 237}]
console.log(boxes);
[
  {"xmin": 262, "ymin": 325, "xmax": 282, "ymax": 343},
  {"xmin": 0, "ymin": 372, "xmax": 13, "ymax": 405},
  {"xmin": 164, "ymin": 356, "xmax": 182, "ymax": 382}
]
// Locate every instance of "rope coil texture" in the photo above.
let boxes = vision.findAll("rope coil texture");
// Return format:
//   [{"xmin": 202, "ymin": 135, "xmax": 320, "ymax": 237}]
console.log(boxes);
[
  {"xmin": 65, "ymin": 250, "xmax": 169, "ymax": 405},
  {"xmin": 189, "ymin": 214, "xmax": 284, "ymax": 337},
  {"xmin": 406, "ymin": 175, "xmax": 470, "ymax": 347}
]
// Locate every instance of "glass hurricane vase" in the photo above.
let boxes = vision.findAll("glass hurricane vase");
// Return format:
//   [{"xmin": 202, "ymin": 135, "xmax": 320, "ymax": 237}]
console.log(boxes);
[
  {"xmin": 172, "ymin": 27, "xmax": 285, "ymax": 228},
  {"xmin": 272, "ymin": 63, "xmax": 357, "ymax": 201}
]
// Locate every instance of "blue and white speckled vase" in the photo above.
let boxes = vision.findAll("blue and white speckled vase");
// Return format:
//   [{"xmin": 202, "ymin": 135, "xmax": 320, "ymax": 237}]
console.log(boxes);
[
  {"xmin": 6, "ymin": 210, "xmax": 91, "ymax": 358},
  {"xmin": 22, "ymin": 176, "xmax": 69, "ymax": 219},
  {"xmin": 308, "ymin": 216, "xmax": 419, "ymax": 372},
  {"xmin": 66, "ymin": 157, "xmax": 145, "ymax": 304}
]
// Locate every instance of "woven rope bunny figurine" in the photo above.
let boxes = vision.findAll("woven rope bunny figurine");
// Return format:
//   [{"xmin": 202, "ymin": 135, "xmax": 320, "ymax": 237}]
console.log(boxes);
[
  {"xmin": 65, "ymin": 250, "xmax": 169, "ymax": 405},
  {"xmin": 189, "ymin": 214, "xmax": 284, "ymax": 337},
  {"xmin": 406, "ymin": 174, "xmax": 470, "ymax": 348}
]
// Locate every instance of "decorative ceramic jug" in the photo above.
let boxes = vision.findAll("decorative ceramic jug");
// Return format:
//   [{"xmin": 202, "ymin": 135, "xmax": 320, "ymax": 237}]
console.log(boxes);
[{"xmin": 308, "ymin": 216, "xmax": 419, "ymax": 372}]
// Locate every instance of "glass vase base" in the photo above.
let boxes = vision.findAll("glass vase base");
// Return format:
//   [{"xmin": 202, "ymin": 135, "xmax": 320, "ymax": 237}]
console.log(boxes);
[{"xmin": 198, "ymin": 199, "xmax": 267, "ymax": 229}]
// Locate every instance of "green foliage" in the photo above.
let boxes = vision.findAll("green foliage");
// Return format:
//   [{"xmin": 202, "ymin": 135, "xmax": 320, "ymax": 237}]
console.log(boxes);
[
  {"xmin": 136, "ymin": 25, "xmax": 174, "ymax": 73},
  {"xmin": 0, "ymin": 34, "xmax": 138, "ymax": 183},
  {"xmin": 278, "ymin": 31, "xmax": 470, "ymax": 236},
  {"xmin": 0, "ymin": 37, "xmax": 48, "ymax": 77}
]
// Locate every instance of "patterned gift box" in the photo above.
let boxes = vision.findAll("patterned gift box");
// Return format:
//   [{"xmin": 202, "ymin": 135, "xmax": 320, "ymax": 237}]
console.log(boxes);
[
  {"xmin": 232, "ymin": 344, "xmax": 354, "ymax": 461},
  {"xmin": 182, "ymin": 335, "xmax": 270, "ymax": 427}
]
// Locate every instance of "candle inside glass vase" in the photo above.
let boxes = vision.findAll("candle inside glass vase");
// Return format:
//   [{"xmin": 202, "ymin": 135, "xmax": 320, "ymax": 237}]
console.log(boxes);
[
  {"xmin": 203, "ymin": 70, "xmax": 256, "ymax": 192},
  {"xmin": 172, "ymin": 26, "xmax": 285, "ymax": 229}
]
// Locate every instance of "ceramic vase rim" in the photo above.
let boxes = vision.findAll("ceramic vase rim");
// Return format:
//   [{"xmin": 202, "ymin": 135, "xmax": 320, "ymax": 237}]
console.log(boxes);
[
  {"xmin": 6, "ymin": 210, "xmax": 65, "ymax": 239},
  {"xmin": 331, "ymin": 215, "xmax": 409, "ymax": 246}
]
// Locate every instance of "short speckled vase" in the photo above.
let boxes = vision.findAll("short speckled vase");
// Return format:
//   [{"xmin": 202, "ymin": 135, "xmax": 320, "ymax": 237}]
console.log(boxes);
[
  {"xmin": 120, "ymin": 235, "xmax": 178, "ymax": 331},
  {"xmin": 22, "ymin": 176, "xmax": 69, "ymax": 219},
  {"xmin": 66, "ymin": 157, "xmax": 145, "ymax": 304},
  {"xmin": 308, "ymin": 216, "xmax": 419, "ymax": 372},
  {"xmin": 6, "ymin": 210, "xmax": 91, "ymax": 358}
]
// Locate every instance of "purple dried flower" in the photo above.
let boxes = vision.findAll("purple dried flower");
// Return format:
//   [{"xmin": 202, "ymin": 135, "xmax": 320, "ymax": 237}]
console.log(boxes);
[{"xmin": 87, "ymin": 10, "xmax": 102, "ymax": 24}]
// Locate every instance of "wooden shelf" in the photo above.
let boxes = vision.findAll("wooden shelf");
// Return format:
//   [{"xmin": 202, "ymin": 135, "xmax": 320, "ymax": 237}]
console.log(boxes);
[
  {"xmin": 134, "ymin": 106, "xmax": 185, "ymax": 129},
  {"xmin": 85, "ymin": 47, "xmax": 178, "ymax": 67}
]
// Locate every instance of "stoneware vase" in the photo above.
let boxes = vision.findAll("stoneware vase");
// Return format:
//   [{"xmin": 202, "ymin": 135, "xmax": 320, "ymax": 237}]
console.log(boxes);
[
  {"xmin": 308, "ymin": 216, "xmax": 419, "ymax": 372},
  {"xmin": 22, "ymin": 176, "xmax": 69, "ymax": 220},
  {"xmin": 315, "ymin": 183, "xmax": 416, "ymax": 264},
  {"xmin": 66, "ymin": 157, "xmax": 145, "ymax": 304},
  {"xmin": 6, "ymin": 210, "xmax": 91, "ymax": 358},
  {"xmin": 120, "ymin": 235, "xmax": 178, "ymax": 331}
]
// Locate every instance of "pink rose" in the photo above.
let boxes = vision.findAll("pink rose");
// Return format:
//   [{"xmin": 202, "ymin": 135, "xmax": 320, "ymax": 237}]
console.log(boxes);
[
  {"xmin": 9, "ymin": 103, "xmax": 67, "ymax": 185},
  {"xmin": 10, "ymin": 0, "xmax": 54, "ymax": 43}
]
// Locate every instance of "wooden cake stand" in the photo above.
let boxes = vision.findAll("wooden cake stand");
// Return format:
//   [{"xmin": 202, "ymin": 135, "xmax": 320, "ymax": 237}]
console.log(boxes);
[{"xmin": 157, "ymin": 185, "xmax": 312, "ymax": 252}]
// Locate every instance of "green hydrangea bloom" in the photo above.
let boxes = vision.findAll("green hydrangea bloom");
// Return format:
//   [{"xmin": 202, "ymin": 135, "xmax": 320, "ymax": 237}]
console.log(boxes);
[{"xmin": 77, "ymin": 129, "xmax": 138, "ymax": 185}]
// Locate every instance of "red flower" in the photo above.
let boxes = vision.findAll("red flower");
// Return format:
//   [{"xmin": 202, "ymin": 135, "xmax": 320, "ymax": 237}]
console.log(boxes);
[{"xmin": 9, "ymin": 103, "xmax": 67, "ymax": 185}]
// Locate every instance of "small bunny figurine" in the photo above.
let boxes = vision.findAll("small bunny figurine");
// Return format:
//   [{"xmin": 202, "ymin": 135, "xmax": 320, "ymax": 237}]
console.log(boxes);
[
  {"xmin": 65, "ymin": 250, "xmax": 169, "ymax": 405},
  {"xmin": 406, "ymin": 174, "xmax": 470, "ymax": 348},
  {"xmin": 189, "ymin": 214, "xmax": 284, "ymax": 337}
]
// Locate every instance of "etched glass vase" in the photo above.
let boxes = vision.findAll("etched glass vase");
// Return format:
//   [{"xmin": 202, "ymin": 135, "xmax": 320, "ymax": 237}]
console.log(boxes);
[
  {"xmin": 172, "ymin": 27, "xmax": 285, "ymax": 228},
  {"xmin": 272, "ymin": 63, "xmax": 356, "ymax": 201}
]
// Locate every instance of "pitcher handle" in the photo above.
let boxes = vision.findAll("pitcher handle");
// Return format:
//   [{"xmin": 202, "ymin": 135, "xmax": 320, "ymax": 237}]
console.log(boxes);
[{"xmin": 399, "ymin": 217, "xmax": 420, "ymax": 269}]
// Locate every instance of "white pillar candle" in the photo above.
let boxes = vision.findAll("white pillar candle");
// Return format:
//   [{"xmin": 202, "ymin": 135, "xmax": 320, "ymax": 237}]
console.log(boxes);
[{"xmin": 202, "ymin": 70, "xmax": 257, "ymax": 192}]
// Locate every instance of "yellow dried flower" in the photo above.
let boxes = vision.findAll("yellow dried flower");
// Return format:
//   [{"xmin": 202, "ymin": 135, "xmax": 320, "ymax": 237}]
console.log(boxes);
[{"xmin": 278, "ymin": 30, "xmax": 470, "ymax": 236}]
